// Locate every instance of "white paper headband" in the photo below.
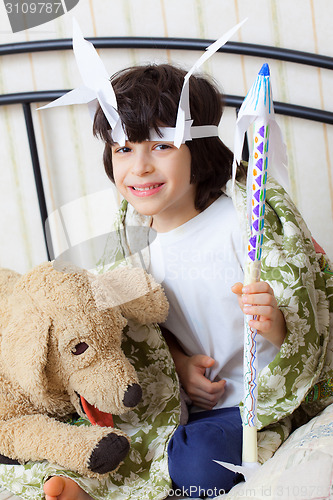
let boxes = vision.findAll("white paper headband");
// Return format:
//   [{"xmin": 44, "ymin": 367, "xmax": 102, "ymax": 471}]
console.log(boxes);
[{"xmin": 39, "ymin": 18, "xmax": 247, "ymax": 147}]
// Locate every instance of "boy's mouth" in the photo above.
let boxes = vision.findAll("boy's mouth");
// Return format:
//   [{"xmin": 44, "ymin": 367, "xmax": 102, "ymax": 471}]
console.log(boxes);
[{"xmin": 129, "ymin": 183, "xmax": 164, "ymax": 197}]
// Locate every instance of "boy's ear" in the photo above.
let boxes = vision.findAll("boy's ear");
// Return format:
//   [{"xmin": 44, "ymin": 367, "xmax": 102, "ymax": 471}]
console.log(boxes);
[{"xmin": 91, "ymin": 266, "xmax": 169, "ymax": 325}]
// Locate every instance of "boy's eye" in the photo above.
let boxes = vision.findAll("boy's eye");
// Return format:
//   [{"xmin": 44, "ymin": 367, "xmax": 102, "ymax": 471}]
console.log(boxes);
[
  {"xmin": 114, "ymin": 147, "xmax": 131, "ymax": 154},
  {"xmin": 154, "ymin": 143, "xmax": 172, "ymax": 151}
]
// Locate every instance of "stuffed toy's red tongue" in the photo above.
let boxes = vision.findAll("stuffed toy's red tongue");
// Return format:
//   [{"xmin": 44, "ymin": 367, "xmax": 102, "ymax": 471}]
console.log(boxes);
[{"xmin": 80, "ymin": 395, "xmax": 114, "ymax": 427}]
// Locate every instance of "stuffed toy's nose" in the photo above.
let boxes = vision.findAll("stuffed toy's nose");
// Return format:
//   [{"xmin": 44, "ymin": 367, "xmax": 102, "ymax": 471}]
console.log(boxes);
[{"xmin": 123, "ymin": 383, "xmax": 142, "ymax": 407}]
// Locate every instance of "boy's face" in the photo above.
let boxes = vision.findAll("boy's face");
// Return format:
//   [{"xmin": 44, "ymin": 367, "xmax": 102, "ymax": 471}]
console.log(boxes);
[{"xmin": 111, "ymin": 141, "xmax": 198, "ymax": 232}]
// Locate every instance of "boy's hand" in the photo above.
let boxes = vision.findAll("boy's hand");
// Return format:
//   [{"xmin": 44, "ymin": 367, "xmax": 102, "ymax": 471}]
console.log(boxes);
[
  {"xmin": 231, "ymin": 281, "xmax": 287, "ymax": 348},
  {"xmin": 177, "ymin": 354, "xmax": 226, "ymax": 411}
]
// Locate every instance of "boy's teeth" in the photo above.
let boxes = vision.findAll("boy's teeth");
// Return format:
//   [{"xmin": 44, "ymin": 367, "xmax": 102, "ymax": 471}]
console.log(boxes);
[{"xmin": 133, "ymin": 184, "xmax": 160, "ymax": 191}]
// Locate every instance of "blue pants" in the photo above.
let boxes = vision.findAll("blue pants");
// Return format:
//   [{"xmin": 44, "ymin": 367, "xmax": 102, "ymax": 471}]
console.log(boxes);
[{"xmin": 168, "ymin": 407, "xmax": 242, "ymax": 498}]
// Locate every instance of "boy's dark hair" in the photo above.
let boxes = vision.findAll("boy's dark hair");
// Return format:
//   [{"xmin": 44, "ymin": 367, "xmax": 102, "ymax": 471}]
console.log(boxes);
[{"xmin": 93, "ymin": 63, "xmax": 233, "ymax": 212}]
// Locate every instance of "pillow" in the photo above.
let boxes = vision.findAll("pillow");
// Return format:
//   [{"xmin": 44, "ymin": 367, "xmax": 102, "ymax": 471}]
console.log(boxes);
[{"xmin": 221, "ymin": 403, "xmax": 333, "ymax": 500}]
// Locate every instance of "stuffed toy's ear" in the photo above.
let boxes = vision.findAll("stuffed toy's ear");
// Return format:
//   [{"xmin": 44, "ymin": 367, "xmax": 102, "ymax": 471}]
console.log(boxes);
[
  {"xmin": 1, "ymin": 289, "xmax": 51, "ymax": 405},
  {"xmin": 91, "ymin": 266, "xmax": 169, "ymax": 325}
]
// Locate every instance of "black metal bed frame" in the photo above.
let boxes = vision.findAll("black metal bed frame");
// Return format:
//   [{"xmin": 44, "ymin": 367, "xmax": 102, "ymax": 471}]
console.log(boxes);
[{"xmin": 1, "ymin": 37, "xmax": 333, "ymax": 260}]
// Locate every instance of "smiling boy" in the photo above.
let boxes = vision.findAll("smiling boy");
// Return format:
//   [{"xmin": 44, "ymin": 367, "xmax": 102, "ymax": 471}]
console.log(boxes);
[{"xmin": 43, "ymin": 63, "xmax": 288, "ymax": 499}]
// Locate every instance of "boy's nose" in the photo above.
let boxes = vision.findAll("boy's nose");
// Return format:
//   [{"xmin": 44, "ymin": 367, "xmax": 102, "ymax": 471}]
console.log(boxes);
[{"xmin": 131, "ymin": 152, "xmax": 154, "ymax": 175}]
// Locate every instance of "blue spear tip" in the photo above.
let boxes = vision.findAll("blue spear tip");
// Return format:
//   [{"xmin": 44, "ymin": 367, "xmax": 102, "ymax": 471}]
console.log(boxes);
[{"xmin": 259, "ymin": 63, "xmax": 270, "ymax": 76}]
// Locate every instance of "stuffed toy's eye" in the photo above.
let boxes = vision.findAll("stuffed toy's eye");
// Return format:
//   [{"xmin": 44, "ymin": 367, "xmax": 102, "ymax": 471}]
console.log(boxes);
[{"xmin": 72, "ymin": 342, "xmax": 89, "ymax": 355}]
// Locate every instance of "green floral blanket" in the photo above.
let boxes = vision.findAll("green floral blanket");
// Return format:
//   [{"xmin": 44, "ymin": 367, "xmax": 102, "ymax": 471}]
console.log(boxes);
[{"xmin": 0, "ymin": 177, "xmax": 332, "ymax": 498}]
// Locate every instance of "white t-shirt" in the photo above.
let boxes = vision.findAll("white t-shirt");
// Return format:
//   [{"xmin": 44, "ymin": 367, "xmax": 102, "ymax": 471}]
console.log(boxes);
[{"xmin": 148, "ymin": 195, "xmax": 278, "ymax": 410}]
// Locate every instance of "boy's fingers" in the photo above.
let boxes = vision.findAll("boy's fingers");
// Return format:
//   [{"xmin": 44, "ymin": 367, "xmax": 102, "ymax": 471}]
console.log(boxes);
[
  {"xmin": 188, "ymin": 385, "xmax": 221, "ymax": 402},
  {"xmin": 195, "ymin": 385, "xmax": 224, "ymax": 401},
  {"xmin": 242, "ymin": 281, "xmax": 272, "ymax": 294},
  {"xmin": 191, "ymin": 375, "xmax": 226, "ymax": 397},
  {"xmin": 210, "ymin": 379, "xmax": 226, "ymax": 393},
  {"xmin": 197, "ymin": 376, "xmax": 225, "ymax": 393},
  {"xmin": 192, "ymin": 398, "xmax": 217, "ymax": 410},
  {"xmin": 244, "ymin": 305, "xmax": 275, "ymax": 317},
  {"xmin": 242, "ymin": 292, "xmax": 276, "ymax": 307},
  {"xmin": 231, "ymin": 282, "xmax": 243, "ymax": 294},
  {"xmin": 249, "ymin": 318, "xmax": 272, "ymax": 333},
  {"xmin": 190, "ymin": 383, "xmax": 225, "ymax": 409},
  {"xmin": 192, "ymin": 354, "xmax": 215, "ymax": 369}
]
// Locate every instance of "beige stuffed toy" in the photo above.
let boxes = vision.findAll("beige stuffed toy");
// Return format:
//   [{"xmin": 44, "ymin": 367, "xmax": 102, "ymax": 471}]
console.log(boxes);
[{"xmin": 0, "ymin": 262, "xmax": 168, "ymax": 477}]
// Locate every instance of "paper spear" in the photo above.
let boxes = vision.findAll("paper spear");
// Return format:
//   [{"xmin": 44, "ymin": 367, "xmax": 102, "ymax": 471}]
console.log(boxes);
[
  {"xmin": 242, "ymin": 63, "xmax": 272, "ymax": 468},
  {"xmin": 216, "ymin": 63, "xmax": 288, "ymax": 480}
]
